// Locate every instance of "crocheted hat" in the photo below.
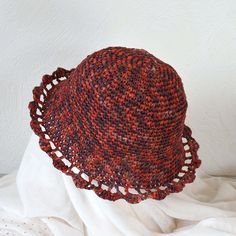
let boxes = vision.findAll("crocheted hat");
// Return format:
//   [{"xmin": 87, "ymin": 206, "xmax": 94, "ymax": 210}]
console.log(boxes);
[{"xmin": 28, "ymin": 46, "xmax": 201, "ymax": 204}]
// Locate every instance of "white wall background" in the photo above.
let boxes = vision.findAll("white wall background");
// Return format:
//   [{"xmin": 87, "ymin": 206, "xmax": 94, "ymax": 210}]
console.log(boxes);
[{"xmin": 0, "ymin": 0, "xmax": 235, "ymax": 175}]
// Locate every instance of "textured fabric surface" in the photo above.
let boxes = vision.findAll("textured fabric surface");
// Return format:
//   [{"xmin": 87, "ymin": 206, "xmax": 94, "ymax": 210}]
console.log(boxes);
[
  {"xmin": 28, "ymin": 47, "xmax": 201, "ymax": 203},
  {"xmin": 0, "ymin": 134, "xmax": 235, "ymax": 235}
]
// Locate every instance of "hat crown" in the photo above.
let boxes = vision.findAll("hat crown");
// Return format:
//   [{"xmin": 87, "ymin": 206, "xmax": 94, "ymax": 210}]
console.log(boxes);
[{"xmin": 69, "ymin": 47, "xmax": 187, "ymax": 150}]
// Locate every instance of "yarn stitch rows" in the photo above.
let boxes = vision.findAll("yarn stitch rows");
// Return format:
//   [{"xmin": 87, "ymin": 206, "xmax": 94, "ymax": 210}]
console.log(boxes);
[{"xmin": 28, "ymin": 47, "xmax": 201, "ymax": 203}]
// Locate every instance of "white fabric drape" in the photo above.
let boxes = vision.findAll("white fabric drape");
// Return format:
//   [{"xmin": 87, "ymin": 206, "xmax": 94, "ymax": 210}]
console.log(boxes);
[{"xmin": 0, "ymin": 133, "xmax": 236, "ymax": 236}]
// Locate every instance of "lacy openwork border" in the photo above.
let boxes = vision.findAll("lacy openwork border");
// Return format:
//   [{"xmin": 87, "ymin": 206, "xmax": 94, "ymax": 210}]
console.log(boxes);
[{"xmin": 29, "ymin": 67, "xmax": 201, "ymax": 204}]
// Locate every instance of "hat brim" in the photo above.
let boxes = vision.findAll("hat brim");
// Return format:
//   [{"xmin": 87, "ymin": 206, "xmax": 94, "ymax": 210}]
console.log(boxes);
[{"xmin": 29, "ymin": 67, "xmax": 201, "ymax": 204}]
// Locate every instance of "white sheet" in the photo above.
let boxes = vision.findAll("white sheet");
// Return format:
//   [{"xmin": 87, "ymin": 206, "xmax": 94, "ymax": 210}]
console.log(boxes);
[{"xmin": 0, "ymin": 134, "xmax": 236, "ymax": 236}]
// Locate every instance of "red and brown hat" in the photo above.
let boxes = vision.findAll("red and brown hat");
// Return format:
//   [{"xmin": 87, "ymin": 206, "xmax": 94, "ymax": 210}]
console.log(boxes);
[{"xmin": 28, "ymin": 46, "xmax": 201, "ymax": 204}]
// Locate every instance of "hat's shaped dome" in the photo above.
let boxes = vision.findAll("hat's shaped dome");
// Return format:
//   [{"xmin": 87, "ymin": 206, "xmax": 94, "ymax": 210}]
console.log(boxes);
[{"xmin": 29, "ymin": 46, "xmax": 201, "ymax": 203}]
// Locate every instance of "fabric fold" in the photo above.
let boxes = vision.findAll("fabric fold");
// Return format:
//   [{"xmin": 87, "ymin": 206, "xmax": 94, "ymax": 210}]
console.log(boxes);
[{"xmin": 0, "ymin": 133, "xmax": 236, "ymax": 236}]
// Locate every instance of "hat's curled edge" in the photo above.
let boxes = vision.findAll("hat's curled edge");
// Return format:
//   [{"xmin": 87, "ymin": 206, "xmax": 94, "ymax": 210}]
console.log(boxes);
[{"xmin": 28, "ymin": 67, "xmax": 201, "ymax": 204}]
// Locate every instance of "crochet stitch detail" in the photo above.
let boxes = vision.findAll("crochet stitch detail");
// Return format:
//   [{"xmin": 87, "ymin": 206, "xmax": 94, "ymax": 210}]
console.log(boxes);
[{"xmin": 28, "ymin": 47, "xmax": 201, "ymax": 204}]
